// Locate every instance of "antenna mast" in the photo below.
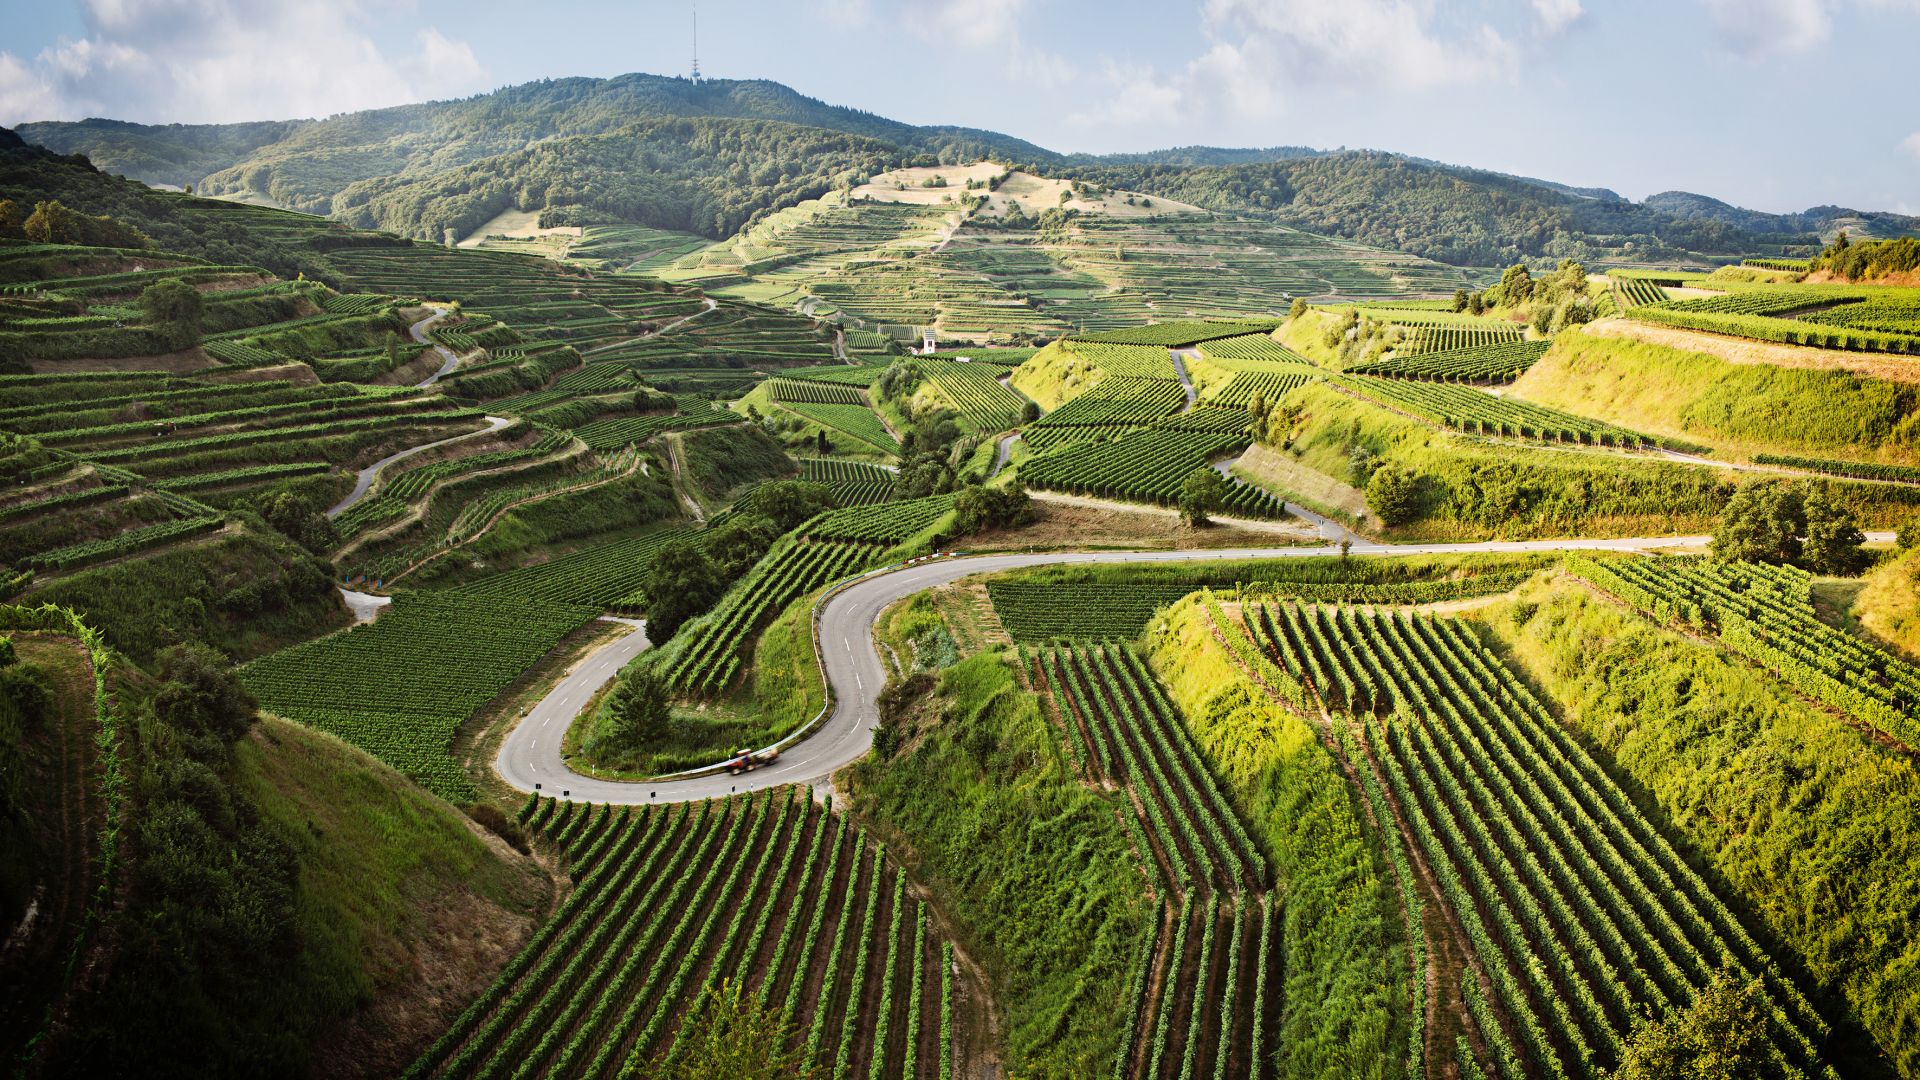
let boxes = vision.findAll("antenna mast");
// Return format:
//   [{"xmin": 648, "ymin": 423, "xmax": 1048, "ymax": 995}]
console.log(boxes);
[{"xmin": 690, "ymin": 1, "xmax": 701, "ymax": 83}]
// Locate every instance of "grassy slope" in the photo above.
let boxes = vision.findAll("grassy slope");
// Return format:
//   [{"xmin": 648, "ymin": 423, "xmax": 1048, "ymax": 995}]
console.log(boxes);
[
  {"xmin": 1853, "ymin": 548, "xmax": 1920, "ymax": 661},
  {"xmin": 1009, "ymin": 341, "xmax": 1107, "ymax": 411},
  {"xmin": 234, "ymin": 716, "xmax": 549, "ymax": 1077},
  {"xmin": 846, "ymin": 652, "xmax": 1153, "ymax": 1078},
  {"xmin": 1270, "ymin": 381, "xmax": 1739, "ymax": 539},
  {"xmin": 1484, "ymin": 574, "xmax": 1917, "ymax": 1078},
  {"xmin": 1145, "ymin": 594, "xmax": 1410, "ymax": 1078},
  {"xmin": 1511, "ymin": 327, "xmax": 1920, "ymax": 462},
  {"xmin": 735, "ymin": 381, "xmax": 895, "ymax": 461},
  {"xmin": 24, "ymin": 526, "xmax": 347, "ymax": 664},
  {"xmin": 1275, "ymin": 311, "xmax": 1343, "ymax": 366},
  {"xmin": 676, "ymin": 423, "xmax": 796, "ymax": 509}
]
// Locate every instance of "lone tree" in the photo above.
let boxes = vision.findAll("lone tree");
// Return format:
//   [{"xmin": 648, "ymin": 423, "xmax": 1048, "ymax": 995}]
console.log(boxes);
[
  {"xmin": 1613, "ymin": 970, "xmax": 1779, "ymax": 1080},
  {"xmin": 599, "ymin": 670, "xmax": 672, "ymax": 753},
  {"xmin": 140, "ymin": 278, "xmax": 204, "ymax": 350},
  {"xmin": 952, "ymin": 481, "xmax": 1031, "ymax": 535},
  {"xmin": 1802, "ymin": 485, "xmax": 1868, "ymax": 575},
  {"xmin": 662, "ymin": 978, "xmax": 816, "ymax": 1080},
  {"xmin": 642, "ymin": 539, "xmax": 724, "ymax": 644},
  {"xmin": 1365, "ymin": 466, "xmax": 1421, "ymax": 527},
  {"xmin": 1179, "ymin": 468, "xmax": 1226, "ymax": 526},
  {"xmin": 1712, "ymin": 483, "xmax": 1805, "ymax": 564}
]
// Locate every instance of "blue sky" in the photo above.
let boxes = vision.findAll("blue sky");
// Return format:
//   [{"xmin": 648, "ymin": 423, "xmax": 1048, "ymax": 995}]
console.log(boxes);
[{"xmin": 1, "ymin": 0, "xmax": 1915, "ymax": 214}]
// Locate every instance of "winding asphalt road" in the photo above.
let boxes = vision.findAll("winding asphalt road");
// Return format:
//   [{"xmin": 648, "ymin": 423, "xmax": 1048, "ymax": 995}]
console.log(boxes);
[{"xmin": 491, "ymin": 530, "xmax": 1847, "ymax": 805}]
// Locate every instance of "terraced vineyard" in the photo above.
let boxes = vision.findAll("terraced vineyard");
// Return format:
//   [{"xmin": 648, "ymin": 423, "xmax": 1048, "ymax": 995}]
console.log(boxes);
[
  {"xmin": 408, "ymin": 790, "xmax": 955, "ymax": 1079},
  {"xmin": 455, "ymin": 526, "xmax": 697, "ymax": 610},
  {"xmin": 1400, "ymin": 322, "xmax": 1526, "ymax": 353},
  {"xmin": 779, "ymin": 401, "xmax": 900, "ymax": 455},
  {"xmin": 1338, "ymin": 375, "xmax": 1666, "ymax": 446},
  {"xmin": 1569, "ymin": 555, "xmax": 1920, "ymax": 748},
  {"xmin": 1233, "ymin": 601, "xmax": 1831, "ymax": 1077},
  {"xmin": 800, "ymin": 457, "xmax": 897, "ymax": 506},
  {"xmin": 1022, "ymin": 377, "xmax": 1186, "ymax": 451},
  {"xmin": 803, "ymin": 494, "xmax": 956, "ymax": 544},
  {"xmin": 1630, "ymin": 285, "xmax": 1920, "ymax": 353},
  {"xmin": 914, "ymin": 359, "xmax": 1028, "ymax": 431},
  {"xmin": 1348, "ymin": 340, "xmax": 1550, "ymax": 383},
  {"xmin": 241, "ymin": 593, "xmax": 596, "ymax": 799},
  {"xmin": 1034, "ymin": 644, "xmax": 1278, "ymax": 1080},
  {"xmin": 656, "ymin": 537, "xmax": 882, "ymax": 697},
  {"xmin": 1020, "ymin": 429, "xmax": 1288, "ymax": 518},
  {"xmin": 768, "ymin": 377, "xmax": 867, "ymax": 405},
  {"xmin": 991, "ymin": 583, "xmax": 1197, "ymax": 641}
]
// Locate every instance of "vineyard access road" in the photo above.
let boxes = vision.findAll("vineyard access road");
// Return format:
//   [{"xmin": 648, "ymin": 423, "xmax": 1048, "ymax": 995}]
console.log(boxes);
[
  {"xmin": 410, "ymin": 306, "xmax": 461, "ymax": 388},
  {"xmin": 325, "ymin": 415, "xmax": 512, "ymax": 518},
  {"xmin": 496, "ymin": 531, "xmax": 1902, "ymax": 804}
]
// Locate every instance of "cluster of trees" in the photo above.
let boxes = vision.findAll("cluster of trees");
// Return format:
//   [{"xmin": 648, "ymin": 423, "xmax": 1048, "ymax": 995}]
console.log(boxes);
[
  {"xmin": 1712, "ymin": 481, "xmax": 1867, "ymax": 574},
  {"xmin": 1453, "ymin": 259, "xmax": 1598, "ymax": 334},
  {"xmin": 60, "ymin": 645, "xmax": 308, "ymax": 1075},
  {"xmin": 138, "ymin": 278, "xmax": 203, "ymax": 350},
  {"xmin": 0, "ymin": 197, "xmax": 150, "ymax": 248},
  {"xmin": 0, "ymin": 130, "xmax": 360, "ymax": 280},
  {"xmin": 1809, "ymin": 233, "xmax": 1920, "ymax": 282},
  {"xmin": 0, "ymin": 637, "xmax": 53, "ymax": 935},
  {"xmin": 641, "ymin": 478, "xmax": 839, "ymax": 647}
]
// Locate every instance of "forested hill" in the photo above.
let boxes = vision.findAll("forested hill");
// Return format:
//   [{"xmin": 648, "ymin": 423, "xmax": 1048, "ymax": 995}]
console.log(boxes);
[
  {"xmin": 17, "ymin": 73, "xmax": 1054, "ymax": 214},
  {"xmin": 12, "ymin": 70, "xmax": 1917, "ymax": 266},
  {"xmin": 1057, "ymin": 151, "xmax": 1912, "ymax": 266},
  {"xmin": 330, "ymin": 116, "xmax": 906, "ymax": 241}
]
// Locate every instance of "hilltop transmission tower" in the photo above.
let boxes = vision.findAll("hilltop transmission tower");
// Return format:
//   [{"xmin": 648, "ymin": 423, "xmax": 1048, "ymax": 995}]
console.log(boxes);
[{"xmin": 690, "ymin": 2, "xmax": 701, "ymax": 83}]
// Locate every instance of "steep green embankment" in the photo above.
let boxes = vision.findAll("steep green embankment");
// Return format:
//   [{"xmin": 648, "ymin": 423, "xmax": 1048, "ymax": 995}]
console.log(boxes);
[
  {"xmin": 46, "ymin": 690, "xmax": 548, "ymax": 1078},
  {"xmin": 1485, "ymin": 574, "xmax": 1920, "ymax": 1077},
  {"xmin": 1511, "ymin": 327, "xmax": 1920, "ymax": 462},
  {"xmin": 847, "ymin": 653, "xmax": 1154, "ymax": 1078},
  {"xmin": 1146, "ymin": 594, "xmax": 1411, "ymax": 1078}
]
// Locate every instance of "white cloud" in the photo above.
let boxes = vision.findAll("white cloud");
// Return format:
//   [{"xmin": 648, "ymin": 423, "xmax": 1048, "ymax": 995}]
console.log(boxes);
[
  {"xmin": 1072, "ymin": 0, "xmax": 1525, "ymax": 131},
  {"xmin": 1902, "ymin": 132, "xmax": 1920, "ymax": 160},
  {"xmin": 917, "ymin": 0, "xmax": 1030, "ymax": 47},
  {"xmin": 0, "ymin": 0, "xmax": 490, "ymax": 126},
  {"xmin": 1698, "ymin": 0, "xmax": 1831, "ymax": 56},
  {"xmin": 1530, "ymin": 0, "xmax": 1584, "ymax": 35}
]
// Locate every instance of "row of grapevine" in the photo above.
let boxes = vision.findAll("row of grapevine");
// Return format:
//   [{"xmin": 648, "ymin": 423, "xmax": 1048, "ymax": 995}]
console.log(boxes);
[
  {"xmin": 1206, "ymin": 369, "xmax": 1316, "ymax": 408},
  {"xmin": 21, "ymin": 514, "xmax": 224, "ymax": 572},
  {"xmin": 1069, "ymin": 319, "xmax": 1281, "ymax": 347},
  {"xmin": 410, "ymin": 791, "xmax": 952, "ymax": 1079},
  {"xmin": 1024, "ymin": 377, "xmax": 1186, "ymax": 451},
  {"xmin": 803, "ymin": 493, "xmax": 956, "ymax": 544},
  {"xmin": 781, "ymin": 401, "xmax": 902, "ymax": 455},
  {"xmin": 1402, "ymin": 323, "xmax": 1526, "ymax": 354},
  {"xmin": 1337, "ymin": 375, "xmax": 1664, "ymax": 447},
  {"xmin": 1631, "ymin": 291, "xmax": 1920, "ymax": 353},
  {"xmin": 1752, "ymin": 452, "xmax": 1920, "ymax": 484},
  {"xmin": 914, "ymin": 359, "xmax": 1029, "ymax": 431},
  {"xmin": 1242, "ymin": 601, "xmax": 1830, "ymax": 1076},
  {"xmin": 1194, "ymin": 333, "xmax": 1313, "ymax": 368},
  {"xmin": 456, "ymin": 526, "xmax": 697, "ymax": 610},
  {"xmin": 799, "ymin": 457, "xmax": 897, "ymax": 506},
  {"xmin": 1061, "ymin": 341, "xmax": 1179, "ymax": 380}
]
